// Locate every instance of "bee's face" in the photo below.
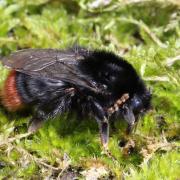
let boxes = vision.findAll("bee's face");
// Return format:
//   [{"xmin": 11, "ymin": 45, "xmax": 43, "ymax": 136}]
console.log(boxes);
[
  {"xmin": 130, "ymin": 94, "xmax": 145, "ymax": 115},
  {"xmin": 121, "ymin": 90, "xmax": 151, "ymax": 123}
]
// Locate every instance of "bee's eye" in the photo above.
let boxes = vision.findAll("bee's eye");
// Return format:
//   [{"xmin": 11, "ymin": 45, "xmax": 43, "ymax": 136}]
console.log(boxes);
[
  {"xmin": 132, "ymin": 98, "xmax": 141, "ymax": 107},
  {"xmin": 131, "ymin": 97, "xmax": 143, "ymax": 114}
]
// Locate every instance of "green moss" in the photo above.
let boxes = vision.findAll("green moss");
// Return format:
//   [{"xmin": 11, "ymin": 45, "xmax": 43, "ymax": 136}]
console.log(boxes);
[
  {"xmin": 0, "ymin": 0, "xmax": 179, "ymax": 179},
  {"xmin": 126, "ymin": 151, "xmax": 180, "ymax": 180}
]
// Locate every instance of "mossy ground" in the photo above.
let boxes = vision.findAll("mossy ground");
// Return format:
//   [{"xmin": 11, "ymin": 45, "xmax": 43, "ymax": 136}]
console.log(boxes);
[{"xmin": 0, "ymin": 0, "xmax": 179, "ymax": 179}]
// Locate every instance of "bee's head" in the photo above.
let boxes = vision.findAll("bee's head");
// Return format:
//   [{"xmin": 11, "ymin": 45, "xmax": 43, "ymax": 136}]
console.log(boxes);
[
  {"xmin": 120, "ymin": 88, "xmax": 152, "ymax": 125},
  {"xmin": 80, "ymin": 49, "xmax": 151, "ymax": 101},
  {"xmin": 80, "ymin": 49, "xmax": 152, "ymax": 124}
]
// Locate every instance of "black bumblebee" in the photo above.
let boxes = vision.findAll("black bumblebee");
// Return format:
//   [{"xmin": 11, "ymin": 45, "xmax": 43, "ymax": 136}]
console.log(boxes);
[{"xmin": 1, "ymin": 47, "xmax": 151, "ymax": 150}]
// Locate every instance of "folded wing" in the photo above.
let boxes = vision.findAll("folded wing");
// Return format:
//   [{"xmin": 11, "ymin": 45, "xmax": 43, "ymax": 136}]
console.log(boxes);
[{"xmin": 1, "ymin": 49, "xmax": 99, "ymax": 92}]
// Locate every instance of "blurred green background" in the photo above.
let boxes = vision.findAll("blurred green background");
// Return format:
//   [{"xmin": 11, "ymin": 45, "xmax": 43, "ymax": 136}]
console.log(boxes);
[{"xmin": 0, "ymin": 0, "xmax": 179, "ymax": 179}]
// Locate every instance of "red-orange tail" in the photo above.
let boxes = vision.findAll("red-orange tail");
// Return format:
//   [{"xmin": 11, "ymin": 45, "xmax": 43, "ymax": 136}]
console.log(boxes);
[{"xmin": 1, "ymin": 70, "xmax": 24, "ymax": 111}]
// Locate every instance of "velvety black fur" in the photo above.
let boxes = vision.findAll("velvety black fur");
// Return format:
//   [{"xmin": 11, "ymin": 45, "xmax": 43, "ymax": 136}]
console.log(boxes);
[{"xmin": 3, "ymin": 48, "xmax": 151, "ymax": 149}]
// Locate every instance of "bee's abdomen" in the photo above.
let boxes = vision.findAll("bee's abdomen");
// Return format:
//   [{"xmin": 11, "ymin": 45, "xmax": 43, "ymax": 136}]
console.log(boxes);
[{"xmin": 1, "ymin": 70, "xmax": 24, "ymax": 111}]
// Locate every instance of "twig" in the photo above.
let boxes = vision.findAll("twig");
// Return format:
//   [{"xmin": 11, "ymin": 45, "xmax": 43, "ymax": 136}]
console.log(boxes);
[
  {"xmin": 143, "ymin": 76, "xmax": 170, "ymax": 82},
  {"xmin": 83, "ymin": 0, "xmax": 180, "ymax": 14},
  {"xmin": 140, "ymin": 141, "xmax": 178, "ymax": 165},
  {"xmin": 57, "ymin": 153, "xmax": 71, "ymax": 179},
  {"xmin": 140, "ymin": 134, "xmax": 179, "ymax": 165},
  {"xmin": 118, "ymin": 0, "xmax": 180, "ymax": 6},
  {"xmin": 15, "ymin": 145, "xmax": 61, "ymax": 171},
  {"xmin": 0, "ymin": 132, "xmax": 32, "ymax": 147},
  {"xmin": 165, "ymin": 55, "xmax": 180, "ymax": 67},
  {"xmin": 0, "ymin": 37, "xmax": 16, "ymax": 43}
]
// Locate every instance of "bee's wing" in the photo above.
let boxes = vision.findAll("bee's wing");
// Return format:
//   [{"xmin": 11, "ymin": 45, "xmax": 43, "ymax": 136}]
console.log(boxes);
[
  {"xmin": 1, "ymin": 49, "xmax": 98, "ymax": 92},
  {"xmin": 1, "ymin": 49, "xmax": 84, "ymax": 71}
]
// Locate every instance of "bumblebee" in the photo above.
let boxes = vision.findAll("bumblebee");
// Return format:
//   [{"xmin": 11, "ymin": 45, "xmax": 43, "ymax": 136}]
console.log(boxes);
[{"xmin": 1, "ymin": 47, "xmax": 151, "ymax": 150}]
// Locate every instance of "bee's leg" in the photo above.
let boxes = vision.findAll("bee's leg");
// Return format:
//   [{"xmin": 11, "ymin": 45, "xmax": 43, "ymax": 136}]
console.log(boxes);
[
  {"xmin": 126, "ymin": 116, "xmax": 140, "ymax": 135},
  {"xmin": 97, "ymin": 118, "xmax": 119, "ymax": 162},
  {"xmin": 28, "ymin": 108, "xmax": 47, "ymax": 133},
  {"xmin": 125, "ymin": 112, "xmax": 136, "ymax": 135},
  {"xmin": 90, "ymin": 101, "xmax": 119, "ymax": 160},
  {"xmin": 28, "ymin": 96, "xmax": 72, "ymax": 133},
  {"xmin": 126, "ymin": 114, "xmax": 135, "ymax": 135},
  {"xmin": 28, "ymin": 117, "xmax": 44, "ymax": 133},
  {"xmin": 122, "ymin": 105, "xmax": 135, "ymax": 135},
  {"xmin": 91, "ymin": 101, "xmax": 109, "ymax": 150},
  {"xmin": 107, "ymin": 93, "xmax": 129, "ymax": 116},
  {"xmin": 96, "ymin": 117, "xmax": 109, "ymax": 151},
  {"xmin": 126, "ymin": 123, "xmax": 134, "ymax": 135}
]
